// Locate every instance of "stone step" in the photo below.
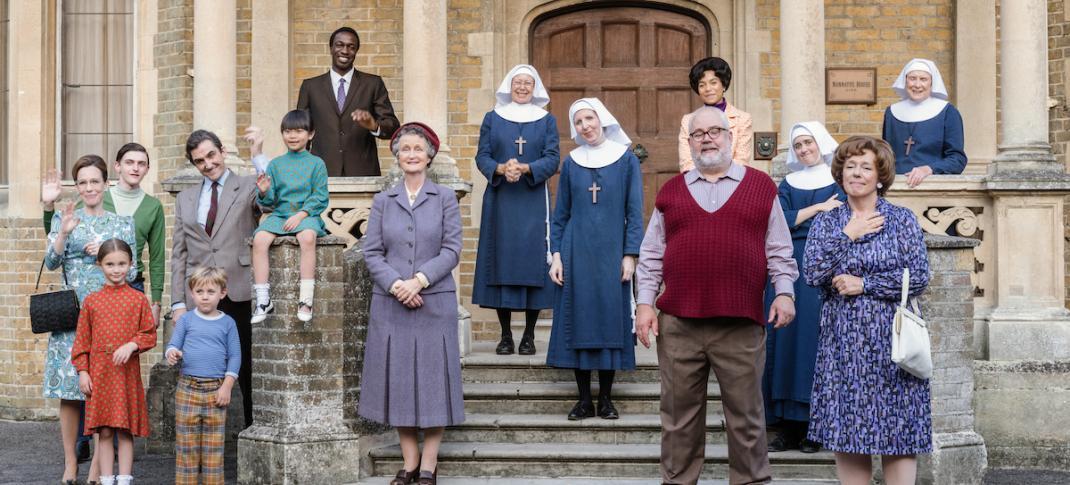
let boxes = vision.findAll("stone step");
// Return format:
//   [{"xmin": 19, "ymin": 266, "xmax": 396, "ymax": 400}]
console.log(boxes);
[
  {"xmin": 355, "ymin": 477, "xmax": 837, "ymax": 484},
  {"xmin": 368, "ymin": 442, "xmax": 838, "ymax": 481},
  {"xmin": 445, "ymin": 413, "xmax": 726, "ymax": 444},
  {"xmin": 463, "ymin": 382, "xmax": 720, "ymax": 415},
  {"xmin": 462, "ymin": 342, "xmax": 716, "ymax": 384}
]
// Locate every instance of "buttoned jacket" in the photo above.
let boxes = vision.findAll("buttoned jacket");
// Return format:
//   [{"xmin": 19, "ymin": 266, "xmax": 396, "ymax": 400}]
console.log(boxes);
[
  {"xmin": 171, "ymin": 171, "xmax": 261, "ymax": 306},
  {"xmin": 297, "ymin": 70, "xmax": 400, "ymax": 177},
  {"xmin": 362, "ymin": 180, "xmax": 462, "ymax": 296}
]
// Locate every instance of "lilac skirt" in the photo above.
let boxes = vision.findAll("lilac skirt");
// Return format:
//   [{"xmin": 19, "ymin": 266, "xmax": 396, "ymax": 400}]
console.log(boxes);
[{"xmin": 358, "ymin": 291, "xmax": 465, "ymax": 428}]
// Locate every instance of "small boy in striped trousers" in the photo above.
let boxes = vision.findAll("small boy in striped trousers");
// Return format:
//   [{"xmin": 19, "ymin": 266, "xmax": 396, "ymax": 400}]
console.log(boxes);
[{"xmin": 165, "ymin": 267, "xmax": 241, "ymax": 484}]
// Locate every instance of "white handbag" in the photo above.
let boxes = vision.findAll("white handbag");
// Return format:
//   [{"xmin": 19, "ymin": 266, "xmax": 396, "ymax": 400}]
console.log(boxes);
[{"xmin": 891, "ymin": 268, "xmax": 933, "ymax": 380}]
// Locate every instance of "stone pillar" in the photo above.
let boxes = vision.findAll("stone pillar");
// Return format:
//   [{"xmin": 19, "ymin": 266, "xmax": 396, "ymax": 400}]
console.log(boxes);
[
  {"xmin": 402, "ymin": 0, "xmax": 461, "ymax": 184},
  {"xmin": 983, "ymin": 0, "xmax": 1070, "ymax": 360},
  {"xmin": 238, "ymin": 236, "xmax": 361, "ymax": 484},
  {"xmin": 401, "ymin": 0, "xmax": 472, "ymax": 354},
  {"xmin": 954, "ymin": 0, "xmax": 997, "ymax": 170},
  {"xmin": 917, "ymin": 236, "xmax": 987, "ymax": 485},
  {"xmin": 990, "ymin": 0, "xmax": 1055, "ymax": 174},
  {"xmin": 250, "ymin": 0, "xmax": 290, "ymax": 159},
  {"xmin": 193, "ymin": 0, "xmax": 237, "ymax": 153},
  {"xmin": 7, "ymin": 0, "xmax": 48, "ymax": 217},
  {"xmin": 771, "ymin": 0, "xmax": 824, "ymax": 178}
]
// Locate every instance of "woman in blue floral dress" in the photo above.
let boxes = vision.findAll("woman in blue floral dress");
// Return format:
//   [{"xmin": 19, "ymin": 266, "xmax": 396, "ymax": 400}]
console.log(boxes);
[
  {"xmin": 44, "ymin": 155, "xmax": 136, "ymax": 484},
  {"xmin": 803, "ymin": 136, "xmax": 930, "ymax": 485}
]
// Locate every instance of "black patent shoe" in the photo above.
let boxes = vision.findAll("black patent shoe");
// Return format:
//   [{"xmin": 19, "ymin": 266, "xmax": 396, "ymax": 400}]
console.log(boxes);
[
  {"xmin": 767, "ymin": 430, "xmax": 798, "ymax": 452},
  {"xmin": 567, "ymin": 400, "xmax": 595, "ymax": 420},
  {"xmin": 517, "ymin": 335, "xmax": 536, "ymax": 355},
  {"xmin": 799, "ymin": 438, "xmax": 822, "ymax": 453},
  {"xmin": 417, "ymin": 468, "xmax": 437, "ymax": 485},
  {"xmin": 597, "ymin": 396, "xmax": 619, "ymax": 419},
  {"xmin": 495, "ymin": 336, "xmax": 515, "ymax": 355},
  {"xmin": 389, "ymin": 466, "xmax": 419, "ymax": 484}
]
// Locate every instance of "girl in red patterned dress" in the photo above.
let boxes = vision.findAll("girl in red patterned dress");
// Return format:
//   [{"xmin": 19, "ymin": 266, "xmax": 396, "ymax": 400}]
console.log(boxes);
[{"xmin": 72, "ymin": 238, "xmax": 156, "ymax": 485}]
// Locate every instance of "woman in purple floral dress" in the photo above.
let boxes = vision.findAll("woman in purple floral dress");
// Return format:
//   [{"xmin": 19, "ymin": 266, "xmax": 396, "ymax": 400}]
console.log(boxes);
[{"xmin": 803, "ymin": 136, "xmax": 931, "ymax": 485}]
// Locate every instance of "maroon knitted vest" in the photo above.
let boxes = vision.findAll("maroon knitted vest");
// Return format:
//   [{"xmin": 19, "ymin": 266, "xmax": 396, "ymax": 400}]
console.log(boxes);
[{"xmin": 655, "ymin": 167, "xmax": 776, "ymax": 324}]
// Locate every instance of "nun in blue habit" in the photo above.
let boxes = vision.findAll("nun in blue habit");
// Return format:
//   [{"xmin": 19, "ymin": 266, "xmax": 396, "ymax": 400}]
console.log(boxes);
[
  {"xmin": 764, "ymin": 121, "xmax": 845, "ymax": 454},
  {"xmin": 547, "ymin": 98, "xmax": 643, "ymax": 421},
  {"xmin": 472, "ymin": 64, "xmax": 560, "ymax": 356},
  {"xmin": 882, "ymin": 58, "xmax": 967, "ymax": 188}
]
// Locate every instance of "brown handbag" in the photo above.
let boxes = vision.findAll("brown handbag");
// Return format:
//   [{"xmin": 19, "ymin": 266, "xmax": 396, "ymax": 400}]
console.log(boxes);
[{"xmin": 29, "ymin": 259, "xmax": 80, "ymax": 334}]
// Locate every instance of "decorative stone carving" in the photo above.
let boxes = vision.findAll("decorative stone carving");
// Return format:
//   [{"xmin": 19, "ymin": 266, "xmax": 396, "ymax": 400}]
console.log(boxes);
[
  {"xmin": 323, "ymin": 202, "xmax": 372, "ymax": 248},
  {"xmin": 921, "ymin": 206, "xmax": 981, "ymax": 238}
]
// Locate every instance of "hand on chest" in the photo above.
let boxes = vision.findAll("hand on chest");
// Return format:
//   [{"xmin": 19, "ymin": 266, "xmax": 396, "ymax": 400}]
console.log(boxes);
[{"xmin": 843, "ymin": 229, "xmax": 899, "ymax": 275}]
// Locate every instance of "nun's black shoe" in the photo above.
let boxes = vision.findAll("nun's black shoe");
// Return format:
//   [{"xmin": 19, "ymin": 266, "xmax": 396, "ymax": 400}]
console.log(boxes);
[
  {"xmin": 495, "ymin": 336, "xmax": 515, "ymax": 355},
  {"xmin": 767, "ymin": 430, "xmax": 799, "ymax": 452},
  {"xmin": 800, "ymin": 439, "xmax": 822, "ymax": 453},
  {"xmin": 597, "ymin": 396, "xmax": 619, "ymax": 419},
  {"xmin": 567, "ymin": 400, "xmax": 595, "ymax": 420},
  {"xmin": 517, "ymin": 335, "xmax": 536, "ymax": 355}
]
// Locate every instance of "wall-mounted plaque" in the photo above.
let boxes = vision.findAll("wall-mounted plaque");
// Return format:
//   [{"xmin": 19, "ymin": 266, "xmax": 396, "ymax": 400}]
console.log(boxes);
[
  {"xmin": 754, "ymin": 131, "xmax": 777, "ymax": 160},
  {"xmin": 826, "ymin": 68, "xmax": 877, "ymax": 105}
]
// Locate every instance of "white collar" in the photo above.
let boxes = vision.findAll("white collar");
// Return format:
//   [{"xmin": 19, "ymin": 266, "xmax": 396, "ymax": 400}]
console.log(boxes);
[
  {"xmin": 785, "ymin": 162, "xmax": 837, "ymax": 190},
  {"xmin": 569, "ymin": 139, "xmax": 628, "ymax": 169},
  {"xmin": 494, "ymin": 102, "xmax": 548, "ymax": 123},
  {"xmin": 203, "ymin": 169, "xmax": 230, "ymax": 189},
  {"xmin": 889, "ymin": 97, "xmax": 949, "ymax": 123},
  {"xmin": 194, "ymin": 309, "xmax": 225, "ymax": 320},
  {"xmin": 330, "ymin": 68, "xmax": 354, "ymax": 85}
]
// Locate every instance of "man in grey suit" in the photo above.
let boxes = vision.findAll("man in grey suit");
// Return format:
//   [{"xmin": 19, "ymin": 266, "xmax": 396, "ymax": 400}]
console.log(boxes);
[{"xmin": 171, "ymin": 129, "xmax": 266, "ymax": 427}]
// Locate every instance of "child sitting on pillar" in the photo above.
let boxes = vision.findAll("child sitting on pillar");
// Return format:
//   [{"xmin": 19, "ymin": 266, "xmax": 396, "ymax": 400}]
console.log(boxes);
[
  {"xmin": 251, "ymin": 109, "xmax": 330, "ymax": 322},
  {"xmin": 165, "ymin": 266, "xmax": 241, "ymax": 484}
]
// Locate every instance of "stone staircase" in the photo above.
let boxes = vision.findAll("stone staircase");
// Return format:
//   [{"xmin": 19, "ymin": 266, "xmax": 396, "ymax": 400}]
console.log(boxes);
[{"xmin": 360, "ymin": 326, "xmax": 838, "ymax": 483}]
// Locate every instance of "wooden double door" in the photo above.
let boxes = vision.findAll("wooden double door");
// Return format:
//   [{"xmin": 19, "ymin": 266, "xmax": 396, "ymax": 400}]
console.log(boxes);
[{"xmin": 532, "ymin": 6, "xmax": 711, "ymax": 222}]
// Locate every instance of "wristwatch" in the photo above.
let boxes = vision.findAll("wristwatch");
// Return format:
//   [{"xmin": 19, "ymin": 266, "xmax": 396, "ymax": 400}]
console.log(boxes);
[{"xmin": 776, "ymin": 292, "xmax": 795, "ymax": 302}]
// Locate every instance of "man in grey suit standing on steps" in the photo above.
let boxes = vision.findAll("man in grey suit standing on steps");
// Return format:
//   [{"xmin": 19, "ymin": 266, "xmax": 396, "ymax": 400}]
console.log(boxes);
[
  {"xmin": 170, "ymin": 129, "xmax": 267, "ymax": 428},
  {"xmin": 297, "ymin": 26, "xmax": 400, "ymax": 177}
]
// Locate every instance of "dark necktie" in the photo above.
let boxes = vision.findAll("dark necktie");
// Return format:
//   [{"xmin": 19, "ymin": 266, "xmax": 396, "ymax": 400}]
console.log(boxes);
[
  {"xmin": 337, "ymin": 78, "xmax": 347, "ymax": 113},
  {"xmin": 205, "ymin": 181, "xmax": 219, "ymax": 236}
]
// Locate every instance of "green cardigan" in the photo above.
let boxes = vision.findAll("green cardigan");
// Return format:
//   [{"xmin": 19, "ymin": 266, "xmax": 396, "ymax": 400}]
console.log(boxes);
[{"xmin": 44, "ymin": 190, "xmax": 166, "ymax": 302}]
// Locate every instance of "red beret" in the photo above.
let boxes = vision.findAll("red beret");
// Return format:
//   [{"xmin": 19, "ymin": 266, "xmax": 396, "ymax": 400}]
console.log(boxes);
[{"xmin": 391, "ymin": 122, "xmax": 441, "ymax": 158}]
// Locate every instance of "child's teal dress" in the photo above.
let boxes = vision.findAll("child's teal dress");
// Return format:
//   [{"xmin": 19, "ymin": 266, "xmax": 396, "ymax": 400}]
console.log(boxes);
[{"xmin": 256, "ymin": 150, "xmax": 329, "ymax": 236}]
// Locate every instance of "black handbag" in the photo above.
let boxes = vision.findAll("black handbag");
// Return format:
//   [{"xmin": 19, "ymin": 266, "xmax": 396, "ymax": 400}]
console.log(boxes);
[{"xmin": 29, "ymin": 259, "xmax": 80, "ymax": 334}]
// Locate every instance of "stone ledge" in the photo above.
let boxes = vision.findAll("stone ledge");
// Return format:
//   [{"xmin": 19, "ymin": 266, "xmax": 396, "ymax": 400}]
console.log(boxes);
[{"xmin": 924, "ymin": 234, "xmax": 981, "ymax": 248}]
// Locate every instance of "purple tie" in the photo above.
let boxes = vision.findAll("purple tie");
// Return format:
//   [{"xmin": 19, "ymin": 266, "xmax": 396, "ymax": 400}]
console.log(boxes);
[{"xmin": 337, "ymin": 78, "xmax": 346, "ymax": 113}]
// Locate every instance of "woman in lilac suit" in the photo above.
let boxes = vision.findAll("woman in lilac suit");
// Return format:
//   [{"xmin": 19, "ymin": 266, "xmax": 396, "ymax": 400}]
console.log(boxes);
[{"xmin": 358, "ymin": 122, "xmax": 463, "ymax": 485}]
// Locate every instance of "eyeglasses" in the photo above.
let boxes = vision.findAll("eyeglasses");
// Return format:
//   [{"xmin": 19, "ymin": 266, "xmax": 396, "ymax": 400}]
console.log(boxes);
[
  {"xmin": 511, "ymin": 80, "xmax": 535, "ymax": 88},
  {"xmin": 688, "ymin": 126, "xmax": 728, "ymax": 141}
]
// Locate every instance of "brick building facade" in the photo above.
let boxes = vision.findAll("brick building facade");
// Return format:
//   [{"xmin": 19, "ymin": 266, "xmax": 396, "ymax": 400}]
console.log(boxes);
[{"xmin": 1, "ymin": 2, "xmax": 1069, "ymax": 469}]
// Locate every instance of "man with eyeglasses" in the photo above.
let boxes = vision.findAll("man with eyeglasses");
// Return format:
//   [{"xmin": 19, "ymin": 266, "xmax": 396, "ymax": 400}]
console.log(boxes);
[
  {"xmin": 635, "ymin": 106, "xmax": 798, "ymax": 484},
  {"xmin": 296, "ymin": 26, "xmax": 400, "ymax": 176}
]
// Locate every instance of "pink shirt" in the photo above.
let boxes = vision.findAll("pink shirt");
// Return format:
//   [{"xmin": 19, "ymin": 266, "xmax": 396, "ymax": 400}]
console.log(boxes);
[{"xmin": 637, "ymin": 163, "xmax": 798, "ymax": 306}]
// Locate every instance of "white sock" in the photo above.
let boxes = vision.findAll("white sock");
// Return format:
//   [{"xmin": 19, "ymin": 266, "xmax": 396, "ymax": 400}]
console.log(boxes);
[
  {"xmin": 254, "ymin": 283, "xmax": 271, "ymax": 306},
  {"xmin": 299, "ymin": 280, "xmax": 315, "ymax": 305},
  {"xmin": 116, "ymin": 475, "xmax": 133, "ymax": 485},
  {"xmin": 100, "ymin": 476, "xmax": 116, "ymax": 485}
]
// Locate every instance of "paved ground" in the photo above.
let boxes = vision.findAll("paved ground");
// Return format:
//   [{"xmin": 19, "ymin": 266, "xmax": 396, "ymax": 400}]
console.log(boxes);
[{"xmin": 3, "ymin": 420, "xmax": 1068, "ymax": 484}]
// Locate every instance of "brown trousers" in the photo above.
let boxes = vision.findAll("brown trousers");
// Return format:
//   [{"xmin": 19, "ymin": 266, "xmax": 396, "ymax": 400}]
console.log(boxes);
[{"xmin": 657, "ymin": 313, "xmax": 771, "ymax": 485}]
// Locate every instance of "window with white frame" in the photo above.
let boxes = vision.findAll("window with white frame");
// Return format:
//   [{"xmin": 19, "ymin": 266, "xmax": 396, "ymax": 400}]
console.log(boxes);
[{"xmin": 61, "ymin": 0, "xmax": 134, "ymax": 178}]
